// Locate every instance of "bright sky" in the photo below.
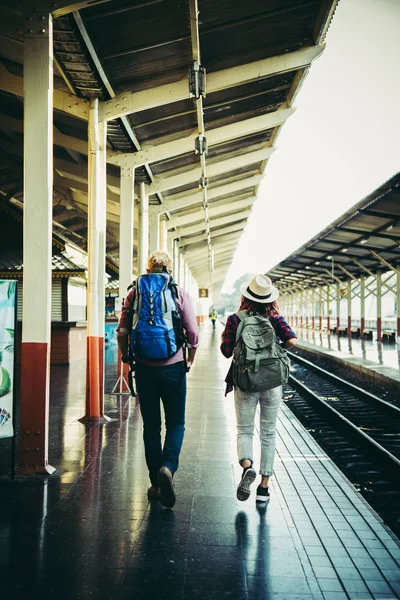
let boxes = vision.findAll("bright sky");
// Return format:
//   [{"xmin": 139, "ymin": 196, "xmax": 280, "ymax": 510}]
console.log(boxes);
[{"xmin": 221, "ymin": 0, "xmax": 400, "ymax": 293}]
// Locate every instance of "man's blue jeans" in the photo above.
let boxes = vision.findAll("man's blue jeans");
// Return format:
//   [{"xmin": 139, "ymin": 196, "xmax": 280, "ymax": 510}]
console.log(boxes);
[{"xmin": 135, "ymin": 361, "xmax": 187, "ymax": 486}]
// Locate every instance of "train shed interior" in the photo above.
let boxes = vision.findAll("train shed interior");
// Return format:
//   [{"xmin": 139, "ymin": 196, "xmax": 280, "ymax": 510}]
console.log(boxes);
[{"xmin": 0, "ymin": 1, "xmax": 399, "ymax": 599}]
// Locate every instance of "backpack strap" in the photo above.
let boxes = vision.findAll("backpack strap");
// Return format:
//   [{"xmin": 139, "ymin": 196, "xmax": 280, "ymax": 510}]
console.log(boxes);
[
  {"xmin": 234, "ymin": 310, "xmax": 248, "ymax": 345},
  {"xmin": 132, "ymin": 277, "xmax": 140, "ymax": 315},
  {"xmin": 169, "ymin": 276, "xmax": 179, "ymax": 300},
  {"xmin": 168, "ymin": 276, "xmax": 189, "ymax": 372}
]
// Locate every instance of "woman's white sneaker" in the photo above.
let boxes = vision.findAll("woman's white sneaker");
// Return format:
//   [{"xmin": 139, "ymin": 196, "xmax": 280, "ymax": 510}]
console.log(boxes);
[
  {"xmin": 256, "ymin": 485, "xmax": 270, "ymax": 503},
  {"xmin": 236, "ymin": 466, "xmax": 257, "ymax": 501}
]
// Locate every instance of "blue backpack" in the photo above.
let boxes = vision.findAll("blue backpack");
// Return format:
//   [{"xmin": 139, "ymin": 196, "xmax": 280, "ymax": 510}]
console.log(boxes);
[{"xmin": 129, "ymin": 273, "xmax": 185, "ymax": 361}]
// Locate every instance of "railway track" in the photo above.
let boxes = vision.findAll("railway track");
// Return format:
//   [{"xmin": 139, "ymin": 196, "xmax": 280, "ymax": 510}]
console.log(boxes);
[
  {"xmin": 287, "ymin": 351, "xmax": 400, "ymax": 474},
  {"xmin": 285, "ymin": 351, "xmax": 400, "ymax": 535}
]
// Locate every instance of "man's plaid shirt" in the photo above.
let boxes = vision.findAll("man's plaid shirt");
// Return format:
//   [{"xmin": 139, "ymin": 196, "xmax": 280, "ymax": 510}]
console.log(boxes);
[{"xmin": 220, "ymin": 312, "xmax": 297, "ymax": 394}]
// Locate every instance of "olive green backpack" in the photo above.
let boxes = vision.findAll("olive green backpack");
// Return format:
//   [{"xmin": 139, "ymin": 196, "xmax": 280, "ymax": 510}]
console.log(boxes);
[{"xmin": 232, "ymin": 311, "xmax": 290, "ymax": 393}]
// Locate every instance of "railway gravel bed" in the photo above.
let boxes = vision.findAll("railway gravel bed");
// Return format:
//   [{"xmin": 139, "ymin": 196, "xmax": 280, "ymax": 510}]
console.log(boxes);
[
  {"xmin": 283, "ymin": 362, "xmax": 400, "ymax": 537},
  {"xmin": 292, "ymin": 345, "xmax": 399, "ymax": 407}
]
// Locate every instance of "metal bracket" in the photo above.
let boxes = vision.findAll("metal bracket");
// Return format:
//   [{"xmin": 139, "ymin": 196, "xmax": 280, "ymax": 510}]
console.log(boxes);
[
  {"xmin": 199, "ymin": 176, "xmax": 208, "ymax": 189},
  {"xmin": 195, "ymin": 134, "xmax": 208, "ymax": 156},
  {"xmin": 120, "ymin": 166, "xmax": 133, "ymax": 178},
  {"xmin": 189, "ymin": 61, "xmax": 206, "ymax": 99},
  {"xmin": 23, "ymin": 13, "xmax": 50, "ymax": 38}
]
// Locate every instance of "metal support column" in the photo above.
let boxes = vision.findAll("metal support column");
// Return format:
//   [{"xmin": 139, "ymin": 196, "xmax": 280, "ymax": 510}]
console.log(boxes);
[
  {"xmin": 81, "ymin": 99, "xmax": 109, "ymax": 424},
  {"xmin": 360, "ymin": 275, "xmax": 365, "ymax": 337},
  {"xmin": 376, "ymin": 271, "xmax": 382, "ymax": 341},
  {"xmin": 139, "ymin": 182, "xmax": 149, "ymax": 275},
  {"xmin": 117, "ymin": 166, "xmax": 135, "ymax": 393},
  {"xmin": 97, "ymin": 119, "xmax": 107, "ymax": 408},
  {"xmin": 18, "ymin": 11, "xmax": 55, "ymax": 474},
  {"xmin": 327, "ymin": 284, "xmax": 331, "ymax": 332},
  {"xmin": 290, "ymin": 293, "xmax": 294, "ymax": 326},
  {"xmin": 347, "ymin": 279, "xmax": 352, "ymax": 338},
  {"xmin": 319, "ymin": 287, "xmax": 323, "ymax": 331},
  {"xmin": 119, "ymin": 168, "xmax": 135, "ymax": 296},
  {"xmin": 179, "ymin": 254, "xmax": 185, "ymax": 288},
  {"xmin": 149, "ymin": 208, "xmax": 160, "ymax": 254},
  {"xmin": 173, "ymin": 239, "xmax": 180, "ymax": 283},
  {"xmin": 299, "ymin": 290, "xmax": 303, "ymax": 328},
  {"xmin": 397, "ymin": 271, "xmax": 400, "ymax": 341},
  {"xmin": 185, "ymin": 264, "xmax": 190, "ymax": 292},
  {"xmin": 336, "ymin": 281, "xmax": 341, "ymax": 334},
  {"xmin": 159, "ymin": 217, "xmax": 168, "ymax": 253},
  {"xmin": 304, "ymin": 289, "xmax": 309, "ymax": 329},
  {"xmin": 311, "ymin": 288, "xmax": 315, "ymax": 331}
]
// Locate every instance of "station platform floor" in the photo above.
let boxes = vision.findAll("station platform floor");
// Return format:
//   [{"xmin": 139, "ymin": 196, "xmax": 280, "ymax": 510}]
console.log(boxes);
[
  {"xmin": 295, "ymin": 327, "xmax": 400, "ymax": 387},
  {"xmin": 1, "ymin": 322, "xmax": 400, "ymax": 600}
]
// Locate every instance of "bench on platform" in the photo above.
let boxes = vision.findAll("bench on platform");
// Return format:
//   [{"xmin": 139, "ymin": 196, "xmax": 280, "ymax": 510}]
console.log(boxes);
[
  {"xmin": 362, "ymin": 329, "xmax": 373, "ymax": 340},
  {"xmin": 350, "ymin": 327, "xmax": 361, "ymax": 339},
  {"xmin": 382, "ymin": 329, "xmax": 396, "ymax": 343},
  {"xmin": 330, "ymin": 326, "xmax": 347, "ymax": 336}
]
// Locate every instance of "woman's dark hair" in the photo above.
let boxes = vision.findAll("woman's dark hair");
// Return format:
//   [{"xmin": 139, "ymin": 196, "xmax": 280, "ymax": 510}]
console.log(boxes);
[{"xmin": 238, "ymin": 296, "xmax": 280, "ymax": 317}]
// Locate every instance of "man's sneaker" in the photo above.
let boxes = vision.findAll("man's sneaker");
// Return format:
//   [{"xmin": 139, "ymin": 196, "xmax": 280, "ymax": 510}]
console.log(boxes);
[
  {"xmin": 236, "ymin": 466, "xmax": 257, "ymax": 501},
  {"xmin": 256, "ymin": 485, "xmax": 270, "ymax": 503},
  {"xmin": 157, "ymin": 466, "xmax": 176, "ymax": 508}
]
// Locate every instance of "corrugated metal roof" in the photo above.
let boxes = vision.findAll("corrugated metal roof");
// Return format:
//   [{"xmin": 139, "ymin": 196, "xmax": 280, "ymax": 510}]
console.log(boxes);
[
  {"xmin": 0, "ymin": 0, "xmax": 340, "ymax": 286},
  {"xmin": 267, "ymin": 173, "xmax": 400, "ymax": 290}
]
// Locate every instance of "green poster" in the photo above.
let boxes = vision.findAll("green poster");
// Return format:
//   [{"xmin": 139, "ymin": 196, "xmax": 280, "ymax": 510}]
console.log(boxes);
[{"xmin": 0, "ymin": 280, "xmax": 16, "ymax": 439}]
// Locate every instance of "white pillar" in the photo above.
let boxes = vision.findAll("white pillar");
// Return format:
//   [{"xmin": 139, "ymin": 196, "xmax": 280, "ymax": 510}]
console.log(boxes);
[
  {"xmin": 377, "ymin": 271, "xmax": 382, "ymax": 341},
  {"xmin": 300, "ymin": 289, "xmax": 304, "ymax": 328},
  {"xmin": 98, "ymin": 118, "xmax": 107, "ymax": 405},
  {"xmin": 327, "ymin": 284, "xmax": 331, "ymax": 331},
  {"xmin": 173, "ymin": 239, "xmax": 179, "ymax": 283},
  {"xmin": 311, "ymin": 288, "xmax": 315, "ymax": 329},
  {"xmin": 185, "ymin": 264, "xmax": 190, "ymax": 292},
  {"xmin": 139, "ymin": 182, "xmax": 149, "ymax": 275},
  {"xmin": 179, "ymin": 254, "xmax": 185, "ymax": 288},
  {"xmin": 319, "ymin": 286, "xmax": 323, "ymax": 330},
  {"xmin": 360, "ymin": 275, "xmax": 365, "ymax": 336},
  {"xmin": 397, "ymin": 271, "xmax": 400, "ymax": 342},
  {"xmin": 81, "ymin": 98, "xmax": 108, "ymax": 423},
  {"xmin": 19, "ymin": 11, "xmax": 55, "ymax": 474},
  {"xmin": 347, "ymin": 278, "xmax": 352, "ymax": 337},
  {"xmin": 149, "ymin": 208, "xmax": 160, "ymax": 254},
  {"xmin": 159, "ymin": 217, "xmax": 168, "ymax": 253},
  {"xmin": 119, "ymin": 167, "xmax": 135, "ymax": 299},
  {"xmin": 336, "ymin": 281, "xmax": 341, "ymax": 332}
]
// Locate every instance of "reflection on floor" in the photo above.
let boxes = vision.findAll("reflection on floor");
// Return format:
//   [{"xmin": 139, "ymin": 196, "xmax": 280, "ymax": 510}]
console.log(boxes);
[{"xmin": 1, "ymin": 323, "xmax": 399, "ymax": 599}]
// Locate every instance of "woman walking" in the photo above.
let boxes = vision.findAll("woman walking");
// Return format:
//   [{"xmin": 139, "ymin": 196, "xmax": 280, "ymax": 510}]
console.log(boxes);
[{"xmin": 220, "ymin": 274, "xmax": 297, "ymax": 504}]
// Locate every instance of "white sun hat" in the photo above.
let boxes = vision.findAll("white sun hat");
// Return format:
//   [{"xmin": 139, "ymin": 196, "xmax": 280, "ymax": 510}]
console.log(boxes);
[{"xmin": 240, "ymin": 274, "xmax": 279, "ymax": 304}]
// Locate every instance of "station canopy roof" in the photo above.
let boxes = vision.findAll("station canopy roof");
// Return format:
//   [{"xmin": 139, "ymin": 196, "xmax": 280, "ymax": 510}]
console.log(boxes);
[
  {"xmin": 267, "ymin": 172, "xmax": 400, "ymax": 293},
  {"xmin": 0, "ymin": 0, "xmax": 339, "ymax": 293}
]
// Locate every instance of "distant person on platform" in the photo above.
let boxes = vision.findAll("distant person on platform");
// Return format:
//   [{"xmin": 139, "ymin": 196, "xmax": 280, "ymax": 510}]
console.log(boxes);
[
  {"xmin": 220, "ymin": 274, "xmax": 297, "ymax": 504},
  {"xmin": 116, "ymin": 251, "xmax": 199, "ymax": 508},
  {"xmin": 210, "ymin": 309, "xmax": 217, "ymax": 330}
]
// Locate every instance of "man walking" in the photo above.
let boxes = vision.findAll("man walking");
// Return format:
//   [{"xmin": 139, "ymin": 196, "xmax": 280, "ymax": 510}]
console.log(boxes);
[{"xmin": 117, "ymin": 251, "xmax": 199, "ymax": 508}]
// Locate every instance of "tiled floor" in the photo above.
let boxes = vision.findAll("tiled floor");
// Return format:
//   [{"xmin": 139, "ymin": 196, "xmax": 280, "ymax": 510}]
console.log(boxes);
[
  {"xmin": 0, "ymin": 323, "xmax": 399, "ymax": 599},
  {"xmin": 295, "ymin": 327, "xmax": 400, "ymax": 385}
]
